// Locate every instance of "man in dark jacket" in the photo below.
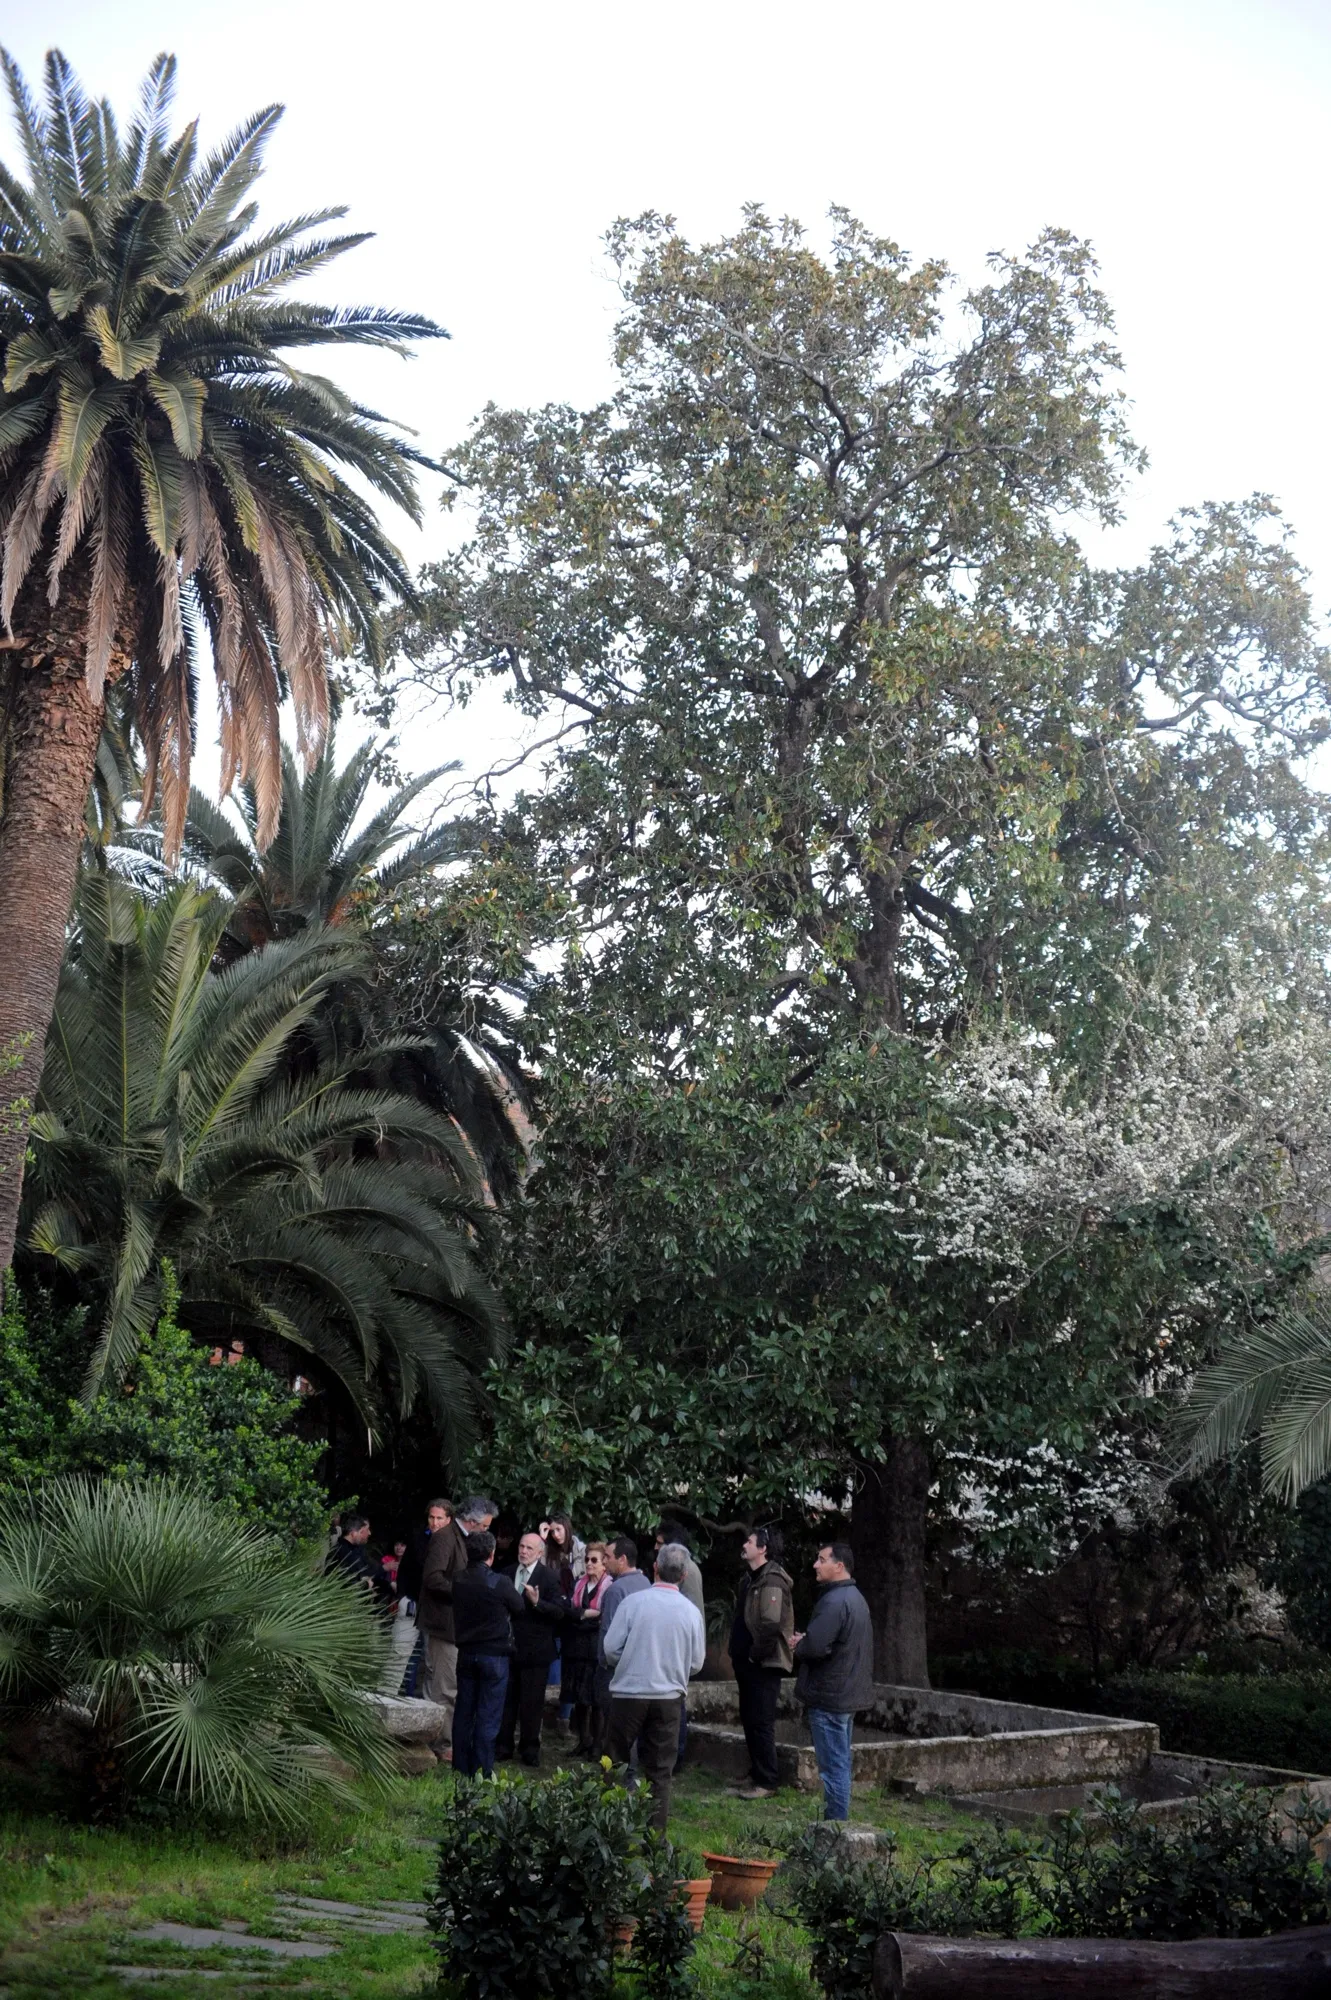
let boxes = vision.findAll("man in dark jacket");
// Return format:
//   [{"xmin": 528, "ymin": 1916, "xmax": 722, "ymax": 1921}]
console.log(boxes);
[
  {"xmin": 792, "ymin": 1542, "xmax": 873, "ymax": 1821},
  {"xmin": 451, "ymin": 1532, "xmax": 526, "ymax": 1777},
  {"xmin": 326, "ymin": 1513, "xmax": 393, "ymax": 1608},
  {"xmin": 497, "ymin": 1530, "xmax": 565, "ymax": 1765},
  {"xmin": 415, "ymin": 1498, "xmax": 467, "ymax": 1751},
  {"xmin": 729, "ymin": 1524, "xmax": 795, "ymax": 1799}
]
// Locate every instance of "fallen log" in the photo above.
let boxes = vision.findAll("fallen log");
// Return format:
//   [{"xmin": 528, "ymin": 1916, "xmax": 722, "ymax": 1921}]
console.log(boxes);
[{"xmin": 872, "ymin": 1924, "xmax": 1331, "ymax": 1998}]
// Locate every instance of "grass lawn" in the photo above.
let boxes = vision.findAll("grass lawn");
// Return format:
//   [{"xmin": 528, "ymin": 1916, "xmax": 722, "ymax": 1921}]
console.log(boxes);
[{"xmin": 0, "ymin": 1757, "xmax": 987, "ymax": 1999}]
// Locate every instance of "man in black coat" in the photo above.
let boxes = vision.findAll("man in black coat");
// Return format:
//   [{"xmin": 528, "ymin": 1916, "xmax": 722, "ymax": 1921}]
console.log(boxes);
[
  {"xmin": 326, "ymin": 1513, "xmax": 393, "ymax": 1609},
  {"xmin": 497, "ymin": 1529, "xmax": 565, "ymax": 1765},
  {"xmin": 452, "ymin": 1532, "xmax": 526, "ymax": 1778}
]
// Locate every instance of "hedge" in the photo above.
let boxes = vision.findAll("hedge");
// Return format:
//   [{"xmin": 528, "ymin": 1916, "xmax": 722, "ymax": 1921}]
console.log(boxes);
[{"xmin": 934, "ymin": 1651, "xmax": 1331, "ymax": 1776}]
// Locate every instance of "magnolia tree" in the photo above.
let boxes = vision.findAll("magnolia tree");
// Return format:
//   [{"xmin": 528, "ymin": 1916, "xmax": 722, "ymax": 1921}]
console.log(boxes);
[{"xmin": 392, "ymin": 209, "xmax": 1331, "ymax": 1681}]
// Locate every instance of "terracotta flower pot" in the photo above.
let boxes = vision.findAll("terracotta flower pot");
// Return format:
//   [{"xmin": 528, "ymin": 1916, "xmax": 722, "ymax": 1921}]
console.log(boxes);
[
  {"xmin": 610, "ymin": 1916, "xmax": 638, "ymax": 1954},
  {"xmin": 701, "ymin": 1850, "xmax": 780, "ymax": 1910},
  {"xmin": 676, "ymin": 1876, "xmax": 712, "ymax": 1932}
]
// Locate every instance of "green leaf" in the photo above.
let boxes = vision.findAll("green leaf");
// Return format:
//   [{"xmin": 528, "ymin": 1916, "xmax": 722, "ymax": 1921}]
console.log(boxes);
[
  {"xmin": 147, "ymin": 368, "xmax": 205, "ymax": 457},
  {"xmin": 130, "ymin": 417, "xmax": 182, "ymax": 553},
  {"xmin": 84, "ymin": 302, "xmax": 162, "ymax": 380},
  {"xmin": 0, "ymin": 392, "xmax": 54, "ymax": 452},
  {"xmin": 54, "ymin": 377, "xmax": 120, "ymax": 493},
  {"xmin": 2, "ymin": 327, "xmax": 59, "ymax": 393}
]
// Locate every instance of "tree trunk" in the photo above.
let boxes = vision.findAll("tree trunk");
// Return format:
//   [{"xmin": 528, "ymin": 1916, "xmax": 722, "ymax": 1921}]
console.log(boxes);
[
  {"xmin": 852, "ymin": 1433, "xmax": 932, "ymax": 1686},
  {"xmin": 0, "ymin": 571, "xmax": 110, "ymax": 1276},
  {"xmin": 873, "ymin": 1926, "xmax": 1331, "ymax": 1999}
]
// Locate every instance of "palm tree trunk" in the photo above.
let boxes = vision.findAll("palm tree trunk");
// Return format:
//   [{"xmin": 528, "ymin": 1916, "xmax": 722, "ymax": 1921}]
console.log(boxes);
[{"xmin": 0, "ymin": 579, "xmax": 110, "ymax": 1275}]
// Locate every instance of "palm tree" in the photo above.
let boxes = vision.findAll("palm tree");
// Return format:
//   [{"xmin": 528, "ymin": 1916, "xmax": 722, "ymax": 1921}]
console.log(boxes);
[
  {"xmin": 0, "ymin": 49, "xmax": 444, "ymax": 1270},
  {"xmin": 0, "ymin": 1477, "xmax": 395, "ymax": 1821},
  {"xmin": 177, "ymin": 716, "xmax": 466, "ymax": 948},
  {"xmin": 22, "ymin": 873, "xmax": 505, "ymax": 1451},
  {"xmin": 171, "ymin": 725, "xmax": 535, "ymax": 1197},
  {"xmin": 1180, "ymin": 1305, "xmax": 1331, "ymax": 1502}
]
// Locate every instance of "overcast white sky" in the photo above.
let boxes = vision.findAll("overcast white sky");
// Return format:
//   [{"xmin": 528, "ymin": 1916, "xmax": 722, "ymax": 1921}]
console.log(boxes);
[{"xmin": 5, "ymin": 0, "xmax": 1331, "ymax": 800}]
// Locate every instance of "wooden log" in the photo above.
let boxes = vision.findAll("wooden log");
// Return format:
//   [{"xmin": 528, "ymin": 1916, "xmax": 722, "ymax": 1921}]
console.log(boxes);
[{"xmin": 872, "ymin": 1924, "xmax": 1331, "ymax": 1998}]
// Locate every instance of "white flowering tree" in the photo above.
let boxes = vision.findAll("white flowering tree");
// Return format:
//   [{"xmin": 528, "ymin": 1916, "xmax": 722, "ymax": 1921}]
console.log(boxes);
[{"xmin": 472, "ymin": 984, "xmax": 1331, "ymax": 1680}]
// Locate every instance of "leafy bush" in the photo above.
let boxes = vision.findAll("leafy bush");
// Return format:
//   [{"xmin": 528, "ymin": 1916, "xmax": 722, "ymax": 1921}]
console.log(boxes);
[
  {"xmin": 786, "ymin": 1786, "xmax": 1331, "ymax": 1995},
  {"xmin": 1038, "ymin": 1784, "xmax": 1330, "ymax": 1938},
  {"xmin": 0, "ymin": 1478, "xmax": 392, "ymax": 1822},
  {"xmin": 786, "ymin": 1824, "xmax": 1033, "ymax": 1996},
  {"xmin": 0, "ymin": 1273, "xmax": 329, "ymax": 1543},
  {"xmin": 1100, "ymin": 1671, "xmax": 1331, "ymax": 1774},
  {"xmin": 628, "ymin": 1833, "xmax": 699, "ymax": 1999},
  {"xmin": 1278, "ymin": 1475, "xmax": 1331, "ymax": 1651},
  {"xmin": 935, "ymin": 1650, "xmax": 1331, "ymax": 1775},
  {"xmin": 430, "ymin": 1764, "xmax": 650, "ymax": 1998},
  {"xmin": 934, "ymin": 1648, "xmax": 1102, "ymax": 1711}
]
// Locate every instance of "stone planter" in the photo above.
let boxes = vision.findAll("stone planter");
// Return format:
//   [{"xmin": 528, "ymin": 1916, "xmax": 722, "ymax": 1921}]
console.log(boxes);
[
  {"xmin": 677, "ymin": 1876, "xmax": 712, "ymax": 1931},
  {"xmin": 702, "ymin": 1851, "xmax": 780, "ymax": 1910}
]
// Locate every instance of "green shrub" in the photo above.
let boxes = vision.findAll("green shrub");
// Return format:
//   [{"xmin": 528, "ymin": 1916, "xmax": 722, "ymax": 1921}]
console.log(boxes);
[
  {"xmin": 1099, "ymin": 1671, "xmax": 1331, "ymax": 1774},
  {"xmin": 429, "ymin": 1763, "xmax": 651, "ymax": 1999},
  {"xmin": 786, "ymin": 1824, "xmax": 1033, "ymax": 1997},
  {"xmin": 786, "ymin": 1786, "xmax": 1330, "ymax": 1994},
  {"xmin": 628, "ymin": 1832, "xmax": 698, "ymax": 1999},
  {"xmin": 935, "ymin": 1650, "xmax": 1331, "ymax": 1775},
  {"xmin": 933, "ymin": 1648, "xmax": 1101, "ymax": 1710},
  {"xmin": 0, "ymin": 1272, "xmax": 329, "ymax": 1543},
  {"xmin": 1278, "ymin": 1475, "xmax": 1331, "ymax": 1650},
  {"xmin": 1039, "ymin": 1785, "xmax": 1330, "ymax": 1938},
  {"xmin": 0, "ymin": 1477, "xmax": 392, "ymax": 1823}
]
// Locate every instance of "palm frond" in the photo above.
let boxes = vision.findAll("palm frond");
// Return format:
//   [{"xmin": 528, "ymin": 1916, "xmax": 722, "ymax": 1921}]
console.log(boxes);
[
  {"xmin": 22, "ymin": 878, "xmax": 506, "ymax": 1425},
  {"xmin": 1179, "ymin": 1302, "xmax": 1331, "ymax": 1500}
]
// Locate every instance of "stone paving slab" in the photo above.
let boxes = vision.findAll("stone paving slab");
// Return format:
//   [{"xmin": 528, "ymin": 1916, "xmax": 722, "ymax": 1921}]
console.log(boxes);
[
  {"xmin": 110, "ymin": 1972, "xmax": 236, "ymax": 1985},
  {"xmin": 275, "ymin": 1893, "xmax": 427, "ymax": 1931},
  {"xmin": 130, "ymin": 1921, "xmax": 336, "ymax": 1959}
]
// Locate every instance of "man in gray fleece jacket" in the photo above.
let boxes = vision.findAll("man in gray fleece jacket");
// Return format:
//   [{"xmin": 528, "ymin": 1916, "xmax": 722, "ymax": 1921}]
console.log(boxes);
[{"xmin": 602, "ymin": 1543, "xmax": 705, "ymax": 1828}]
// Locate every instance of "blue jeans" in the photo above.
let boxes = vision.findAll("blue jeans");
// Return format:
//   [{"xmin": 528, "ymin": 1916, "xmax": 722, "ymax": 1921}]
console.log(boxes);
[
  {"xmin": 806, "ymin": 1706, "xmax": 854, "ymax": 1820},
  {"xmin": 453, "ymin": 1652, "xmax": 510, "ymax": 1777}
]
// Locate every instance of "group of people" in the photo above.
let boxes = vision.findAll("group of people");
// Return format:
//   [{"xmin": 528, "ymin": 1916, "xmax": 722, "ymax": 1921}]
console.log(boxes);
[{"xmin": 328, "ymin": 1496, "xmax": 873, "ymax": 1825}]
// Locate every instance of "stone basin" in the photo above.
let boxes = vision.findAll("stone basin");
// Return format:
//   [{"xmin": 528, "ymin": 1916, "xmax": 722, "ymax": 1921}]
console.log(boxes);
[
  {"xmin": 685, "ymin": 1679, "xmax": 1154, "ymax": 1797},
  {"xmin": 682, "ymin": 1680, "xmax": 1330, "ymax": 1821}
]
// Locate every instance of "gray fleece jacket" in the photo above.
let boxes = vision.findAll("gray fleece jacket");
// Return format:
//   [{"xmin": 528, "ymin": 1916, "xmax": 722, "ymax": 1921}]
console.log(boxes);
[{"xmin": 603, "ymin": 1583, "xmax": 706, "ymax": 1698}]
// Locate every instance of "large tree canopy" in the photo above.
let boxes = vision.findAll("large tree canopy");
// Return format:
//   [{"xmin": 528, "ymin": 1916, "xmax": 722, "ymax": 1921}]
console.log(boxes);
[{"xmin": 392, "ymin": 210, "xmax": 1331, "ymax": 1680}]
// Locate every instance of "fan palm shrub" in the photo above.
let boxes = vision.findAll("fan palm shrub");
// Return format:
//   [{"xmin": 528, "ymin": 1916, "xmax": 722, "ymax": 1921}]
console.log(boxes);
[
  {"xmin": 0, "ymin": 1477, "xmax": 395, "ymax": 1820},
  {"xmin": 21, "ymin": 872, "xmax": 505, "ymax": 1442},
  {"xmin": 0, "ymin": 48, "xmax": 444, "ymax": 1270},
  {"xmin": 1181, "ymin": 1305, "xmax": 1331, "ymax": 1502}
]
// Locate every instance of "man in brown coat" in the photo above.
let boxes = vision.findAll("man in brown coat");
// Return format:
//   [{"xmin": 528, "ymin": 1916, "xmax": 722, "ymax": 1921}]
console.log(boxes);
[
  {"xmin": 415, "ymin": 1497, "xmax": 468, "ymax": 1751},
  {"xmin": 729, "ymin": 1524, "xmax": 795, "ymax": 1799}
]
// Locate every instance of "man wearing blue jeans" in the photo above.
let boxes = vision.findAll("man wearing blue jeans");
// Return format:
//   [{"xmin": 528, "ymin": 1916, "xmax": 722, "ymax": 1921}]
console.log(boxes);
[
  {"xmin": 792, "ymin": 1542, "xmax": 873, "ymax": 1821},
  {"xmin": 450, "ymin": 1531, "xmax": 529, "ymax": 1778}
]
